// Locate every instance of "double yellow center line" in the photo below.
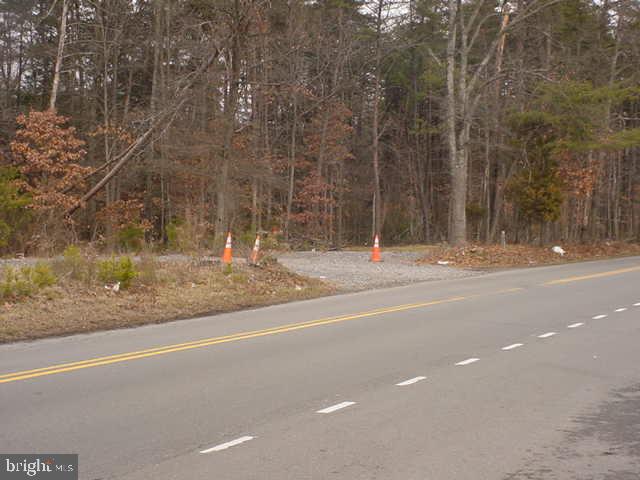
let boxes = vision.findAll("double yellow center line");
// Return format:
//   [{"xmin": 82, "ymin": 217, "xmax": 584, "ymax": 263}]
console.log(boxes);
[
  {"xmin": 544, "ymin": 265, "xmax": 640, "ymax": 285},
  {"xmin": 0, "ymin": 296, "xmax": 470, "ymax": 384},
  {"xmin": 3, "ymin": 263, "xmax": 638, "ymax": 385}
]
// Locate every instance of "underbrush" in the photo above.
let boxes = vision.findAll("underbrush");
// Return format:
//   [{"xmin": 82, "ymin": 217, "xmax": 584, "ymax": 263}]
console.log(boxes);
[
  {"xmin": 0, "ymin": 247, "xmax": 333, "ymax": 343},
  {"xmin": 0, "ymin": 263, "xmax": 56, "ymax": 300}
]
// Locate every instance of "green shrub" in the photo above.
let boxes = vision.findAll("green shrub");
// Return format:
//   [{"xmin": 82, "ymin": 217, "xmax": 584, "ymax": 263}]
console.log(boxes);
[
  {"xmin": 97, "ymin": 258, "xmax": 116, "ymax": 284},
  {"xmin": 239, "ymin": 230, "xmax": 257, "ymax": 248},
  {"xmin": 260, "ymin": 235, "xmax": 281, "ymax": 251},
  {"xmin": 61, "ymin": 245, "xmax": 85, "ymax": 279},
  {"xmin": 0, "ymin": 222, "xmax": 10, "ymax": 249},
  {"xmin": 165, "ymin": 213, "xmax": 210, "ymax": 252},
  {"xmin": 55, "ymin": 245, "xmax": 100, "ymax": 285},
  {"xmin": 63, "ymin": 244, "xmax": 81, "ymax": 261},
  {"xmin": 166, "ymin": 221, "xmax": 180, "ymax": 250},
  {"xmin": 1, "ymin": 267, "xmax": 30, "ymax": 299},
  {"xmin": 31, "ymin": 262, "xmax": 57, "ymax": 288},
  {"xmin": 0, "ymin": 263, "xmax": 56, "ymax": 300},
  {"xmin": 97, "ymin": 256, "xmax": 138, "ymax": 289},
  {"xmin": 118, "ymin": 224, "xmax": 146, "ymax": 252},
  {"xmin": 0, "ymin": 167, "xmax": 32, "ymax": 251}
]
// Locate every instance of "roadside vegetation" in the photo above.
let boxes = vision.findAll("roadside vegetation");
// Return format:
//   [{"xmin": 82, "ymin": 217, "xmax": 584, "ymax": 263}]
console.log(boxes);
[
  {"xmin": 2, "ymin": 1, "xmax": 640, "ymax": 257},
  {"xmin": 3, "ymin": 1, "xmax": 640, "ymax": 346},
  {"xmin": 418, "ymin": 242, "xmax": 640, "ymax": 269},
  {"xmin": 0, "ymin": 245, "xmax": 332, "ymax": 343}
]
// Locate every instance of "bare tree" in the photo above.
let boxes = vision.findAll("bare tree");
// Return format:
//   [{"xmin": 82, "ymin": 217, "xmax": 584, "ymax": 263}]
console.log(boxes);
[
  {"xmin": 445, "ymin": 0, "xmax": 560, "ymax": 245},
  {"xmin": 49, "ymin": 0, "xmax": 68, "ymax": 111}
]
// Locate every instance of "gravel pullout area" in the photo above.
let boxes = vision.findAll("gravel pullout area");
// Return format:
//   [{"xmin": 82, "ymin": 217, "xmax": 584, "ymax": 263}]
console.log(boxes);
[
  {"xmin": 2, "ymin": 251, "xmax": 478, "ymax": 291},
  {"xmin": 277, "ymin": 251, "xmax": 480, "ymax": 290}
]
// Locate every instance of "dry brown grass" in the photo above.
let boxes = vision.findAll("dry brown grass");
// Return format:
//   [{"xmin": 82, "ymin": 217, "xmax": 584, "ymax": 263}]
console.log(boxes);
[
  {"xmin": 418, "ymin": 242, "xmax": 640, "ymax": 269},
  {"xmin": 0, "ymin": 260, "xmax": 333, "ymax": 343}
]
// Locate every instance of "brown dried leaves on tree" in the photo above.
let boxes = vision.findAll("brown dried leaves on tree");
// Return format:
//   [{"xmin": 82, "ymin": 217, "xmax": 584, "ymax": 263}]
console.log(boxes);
[{"xmin": 10, "ymin": 110, "xmax": 92, "ymax": 219}]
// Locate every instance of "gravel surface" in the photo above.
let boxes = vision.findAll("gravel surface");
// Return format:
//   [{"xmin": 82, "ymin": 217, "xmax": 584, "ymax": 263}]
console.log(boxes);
[
  {"xmin": 277, "ymin": 250, "xmax": 480, "ymax": 290},
  {"xmin": 2, "ymin": 250, "xmax": 479, "ymax": 291}
]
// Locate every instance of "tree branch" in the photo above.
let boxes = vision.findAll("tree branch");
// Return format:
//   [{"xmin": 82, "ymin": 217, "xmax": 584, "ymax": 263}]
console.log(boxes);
[{"xmin": 66, "ymin": 45, "xmax": 224, "ymax": 216}]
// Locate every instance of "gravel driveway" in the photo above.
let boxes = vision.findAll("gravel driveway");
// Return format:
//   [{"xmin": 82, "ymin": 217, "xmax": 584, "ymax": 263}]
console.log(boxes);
[
  {"xmin": 277, "ymin": 250, "xmax": 479, "ymax": 290},
  {"xmin": 2, "ymin": 250, "xmax": 480, "ymax": 291}
]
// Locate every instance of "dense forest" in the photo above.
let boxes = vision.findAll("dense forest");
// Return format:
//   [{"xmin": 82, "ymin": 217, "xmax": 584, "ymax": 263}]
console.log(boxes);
[{"xmin": 0, "ymin": 0, "xmax": 639, "ymax": 254}]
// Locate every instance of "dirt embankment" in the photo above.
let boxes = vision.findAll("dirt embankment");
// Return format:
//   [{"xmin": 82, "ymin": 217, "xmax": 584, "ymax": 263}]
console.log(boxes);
[
  {"xmin": 4, "ymin": 242, "xmax": 638, "ymax": 344},
  {"xmin": 418, "ymin": 242, "xmax": 640, "ymax": 269},
  {"xmin": 0, "ymin": 259, "xmax": 332, "ymax": 344}
]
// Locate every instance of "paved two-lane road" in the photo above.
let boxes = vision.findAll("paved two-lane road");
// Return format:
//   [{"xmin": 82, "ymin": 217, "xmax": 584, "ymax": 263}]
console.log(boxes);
[{"xmin": 2, "ymin": 257, "xmax": 640, "ymax": 479}]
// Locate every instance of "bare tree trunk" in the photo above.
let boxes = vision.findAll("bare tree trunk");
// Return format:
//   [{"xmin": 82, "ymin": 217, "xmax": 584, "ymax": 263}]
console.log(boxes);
[
  {"xmin": 215, "ymin": 0, "xmax": 243, "ymax": 240},
  {"xmin": 445, "ymin": 0, "xmax": 463, "ymax": 245},
  {"xmin": 280, "ymin": 1, "xmax": 307, "ymax": 241},
  {"xmin": 482, "ymin": 127, "xmax": 491, "ymax": 241},
  {"xmin": 251, "ymin": 177, "xmax": 258, "ymax": 233},
  {"xmin": 316, "ymin": 111, "xmax": 330, "ymax": 239},
  {"xmin": 371, "ymin": 0, "xmax": 384, "ymax": 238},
  {"xmin": 485, "ymin": 10, "xmax": 510, "ymax": 243},
  {"xmin": 606, "ymin": 12, "xmax": 623, "ymax": 240},
  {"xmin": 49, "ymin": 0, "xmax": 68, "ymax": 111},
  {"xmin": 284, "ymin": 91, "xmax": 297, "ymax": 241},
  {"xmin": 446, "ymin": 0, "xmax": 552, "ymax": 245},
  {"xmin": 336, "ymin": 159, "xmax": 344, "ymax": 249},
  {"xmin": 490, "ymin": 160, "xmax": 513, "ymax": 241},
  {"xmin": 147, "ymin": 0, "xmax": 163, "ymax": 238}
]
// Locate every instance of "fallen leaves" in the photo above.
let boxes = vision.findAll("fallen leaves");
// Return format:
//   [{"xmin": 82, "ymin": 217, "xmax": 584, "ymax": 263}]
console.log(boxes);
[{"xmin": 419, "ymin": 242, "xmax": 640, "ymax": 269}]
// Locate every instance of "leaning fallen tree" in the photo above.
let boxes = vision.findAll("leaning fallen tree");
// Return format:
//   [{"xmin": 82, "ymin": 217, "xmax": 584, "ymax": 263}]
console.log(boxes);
[{"xmin": 66, "ymin": 45, "xmax": 223, "ymax": 217}]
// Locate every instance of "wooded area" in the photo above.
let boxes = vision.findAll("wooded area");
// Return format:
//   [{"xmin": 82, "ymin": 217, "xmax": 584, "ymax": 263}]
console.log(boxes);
[{"xmin": 1, "ymin": 0, "xmax": 639, "ymax": 254}]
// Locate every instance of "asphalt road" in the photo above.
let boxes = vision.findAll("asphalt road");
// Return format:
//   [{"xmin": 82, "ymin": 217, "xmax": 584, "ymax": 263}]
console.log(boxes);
[{"xmin": 2, "ymin": 257, "xmax": 640, "ymax": 479}]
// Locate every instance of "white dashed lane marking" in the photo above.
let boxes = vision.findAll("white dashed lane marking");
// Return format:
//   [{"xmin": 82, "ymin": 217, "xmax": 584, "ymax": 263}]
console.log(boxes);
[
  {"xmin": 456, "ymin": 358, "xmax": 480, "ymax": 366},
  {"xmin": 538, "ymin": 332, "xmax": 556, "ymax": 338},
  {"xmin": 200, "ymin": 436, "xmax": 254, "ymax": 453},
  {"xmin": 191, "ymin": 297, "xmax": 640, "ymax": 457},
  {"xmin": 317, "ymin": 401, "xmax": 356, "ymax": 414},
  {"xmin": 200, "ymin": 300, "xmax": 637, "ymax": 456},
  {"xmin": 396, "ymin": 376, "xmax": 427, "ymax": 386}
]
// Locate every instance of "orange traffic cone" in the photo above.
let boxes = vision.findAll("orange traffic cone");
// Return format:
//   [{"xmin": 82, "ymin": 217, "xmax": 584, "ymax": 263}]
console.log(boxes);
[
  {"xmin": 222, "ymin": 232, "xmax": 233, "ymax": 264},
  {"xmin": 249, "ymin": 234, "xmax": 261, "ymax": 265},
  {"xmin": 371, "ymin": 234, "xmax": 381, "ymax": 262}
]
